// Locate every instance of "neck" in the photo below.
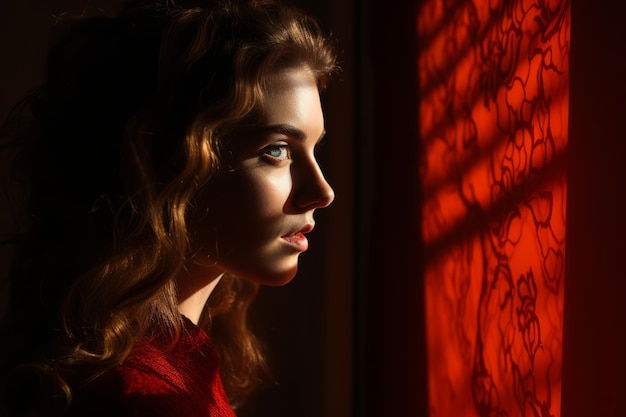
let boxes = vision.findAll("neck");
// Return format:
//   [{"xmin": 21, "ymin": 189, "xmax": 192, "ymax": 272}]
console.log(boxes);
[{"xmin": 177, "ymin": 264, "xmax": 224, "ymax": 325}]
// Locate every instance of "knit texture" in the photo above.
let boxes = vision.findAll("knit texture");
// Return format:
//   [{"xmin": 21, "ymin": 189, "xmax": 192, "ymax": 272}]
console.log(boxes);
[{"xmin": 67, "ymin": 317, "xmax": 235, "ymax": 417}]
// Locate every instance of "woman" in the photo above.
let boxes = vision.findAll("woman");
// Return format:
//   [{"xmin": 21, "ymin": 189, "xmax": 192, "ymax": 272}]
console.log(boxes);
[{"xmin": 0, "ymin": 0, "xmax": 338, "ymax": 415}]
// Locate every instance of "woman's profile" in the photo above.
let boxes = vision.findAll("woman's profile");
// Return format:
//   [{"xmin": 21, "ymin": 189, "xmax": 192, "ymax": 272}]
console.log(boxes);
[{"xmin": 0, "ymin": 0, "xmax": 338, "ymax": 415}]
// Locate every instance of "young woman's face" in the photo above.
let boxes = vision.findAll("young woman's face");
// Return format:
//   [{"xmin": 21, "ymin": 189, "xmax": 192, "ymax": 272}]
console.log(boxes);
[{"xmin": 188, "ymin": 66, "xmax": 334, "ymax": 286}]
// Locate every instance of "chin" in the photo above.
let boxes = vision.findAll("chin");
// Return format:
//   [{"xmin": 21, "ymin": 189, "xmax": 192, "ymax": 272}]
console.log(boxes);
[{"xmin": 248, "ymin": 265, "xmax": 299, "ymax": 287}]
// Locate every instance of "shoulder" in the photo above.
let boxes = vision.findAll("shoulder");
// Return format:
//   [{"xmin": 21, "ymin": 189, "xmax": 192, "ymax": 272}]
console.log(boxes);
[
  {"xmin": 66, "ymin": 356, "xmax": 191, "ymax": 417},
  {"xmin": 66, "ymin": 321, "xmax": 235, "ymax": 417}
]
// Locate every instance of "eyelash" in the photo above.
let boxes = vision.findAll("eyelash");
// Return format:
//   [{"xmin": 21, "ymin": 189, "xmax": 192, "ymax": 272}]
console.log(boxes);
[{"xmin": 262, "ymin": 143, "xmax": 291, "ymax": 163}]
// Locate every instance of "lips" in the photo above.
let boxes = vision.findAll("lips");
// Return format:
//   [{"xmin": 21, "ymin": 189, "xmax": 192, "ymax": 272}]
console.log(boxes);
[
  {"xmin": 281, "ymin": 223, "xmax": 313, "ymax": 252},
  {"xmin": 297, "ymin": 223, "xmax": 314, "ymax": 235}
]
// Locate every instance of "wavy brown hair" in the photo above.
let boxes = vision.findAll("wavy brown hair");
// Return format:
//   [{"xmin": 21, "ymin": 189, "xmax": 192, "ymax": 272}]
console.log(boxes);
[{"xmin": 0, "ymin": 0, "xmax": 337, "ymax": 414}]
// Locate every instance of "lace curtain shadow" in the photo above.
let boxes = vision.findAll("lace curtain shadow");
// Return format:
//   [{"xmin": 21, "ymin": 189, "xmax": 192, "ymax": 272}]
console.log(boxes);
[{"xmin": 418, "ymin": 1, "xmax": 570, "ymax": 416}]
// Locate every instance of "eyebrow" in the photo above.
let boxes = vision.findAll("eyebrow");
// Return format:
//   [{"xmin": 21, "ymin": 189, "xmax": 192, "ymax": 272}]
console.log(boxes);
[{"xmin": 257, "ymin": 124, "xmax": 326, "ymax": 143}]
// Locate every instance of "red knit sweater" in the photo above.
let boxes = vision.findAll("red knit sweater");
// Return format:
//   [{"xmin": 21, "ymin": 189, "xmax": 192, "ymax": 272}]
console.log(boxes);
[{"xmin": 66, "ymin": 317, "xmax": 235, "ymax": 417}]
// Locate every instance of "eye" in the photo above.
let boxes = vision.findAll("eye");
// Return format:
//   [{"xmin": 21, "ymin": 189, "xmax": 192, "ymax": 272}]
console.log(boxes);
[{"xmin": 262, "ymin": 143, "xmax": 291, "ymax": 162}]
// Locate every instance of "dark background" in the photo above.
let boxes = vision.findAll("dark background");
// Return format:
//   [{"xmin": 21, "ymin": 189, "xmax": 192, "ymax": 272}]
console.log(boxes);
[{"xmin": 2, "ymin": 0, "xmax": 625, "ymax": 416}]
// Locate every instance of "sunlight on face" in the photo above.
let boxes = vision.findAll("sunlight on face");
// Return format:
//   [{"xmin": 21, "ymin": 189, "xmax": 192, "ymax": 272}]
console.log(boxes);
[{"xmin": 187, "ymin": 66, "xmax": 335, "ymax": 286}]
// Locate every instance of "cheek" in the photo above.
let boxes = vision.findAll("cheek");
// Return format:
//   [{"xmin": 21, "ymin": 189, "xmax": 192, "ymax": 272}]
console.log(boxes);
[
  {"xmin": 256, "ymin": 169, "xmax": 292, "ymax": 213},
  {"xmin": 220, "ymin": 168, "xmax": 291, "ymax": 221},
  {"xmin": 190, "ymin": 168, "xmax": 292, "ymax": 252}
]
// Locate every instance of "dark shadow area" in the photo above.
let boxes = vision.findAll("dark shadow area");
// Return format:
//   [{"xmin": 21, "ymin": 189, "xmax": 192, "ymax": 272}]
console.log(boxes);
[
  {"xmin": 562, "ymin": 1, "xmax": 626, "ymax": 416},
  {"xmin": 354, "ymin": 0, "xmax": 428, "ymax": 416}
]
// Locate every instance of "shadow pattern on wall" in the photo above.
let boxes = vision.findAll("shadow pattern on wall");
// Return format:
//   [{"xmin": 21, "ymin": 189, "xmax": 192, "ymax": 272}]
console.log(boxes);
[{"xmin": 417, "ymin": 0, "xmax": 570, "ymax": 416}]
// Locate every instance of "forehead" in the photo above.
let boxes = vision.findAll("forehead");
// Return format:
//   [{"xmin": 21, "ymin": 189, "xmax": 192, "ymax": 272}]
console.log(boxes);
[
  {"xmin": 258, "ymin": 66, "xmax": 322, "ymax": 123},
  {"xmin": 222, "ymin": 66, "xmax": 323, "ymax": 150},
  {"xmin": 263, "ymin": 66, "xmax": 318, "ymax": 95}
]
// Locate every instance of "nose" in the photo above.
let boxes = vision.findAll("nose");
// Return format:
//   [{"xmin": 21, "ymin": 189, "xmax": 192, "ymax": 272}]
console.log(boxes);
[{"xmin": 292, "ymin": 158, "xmax": 335, "ymax": 211}]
